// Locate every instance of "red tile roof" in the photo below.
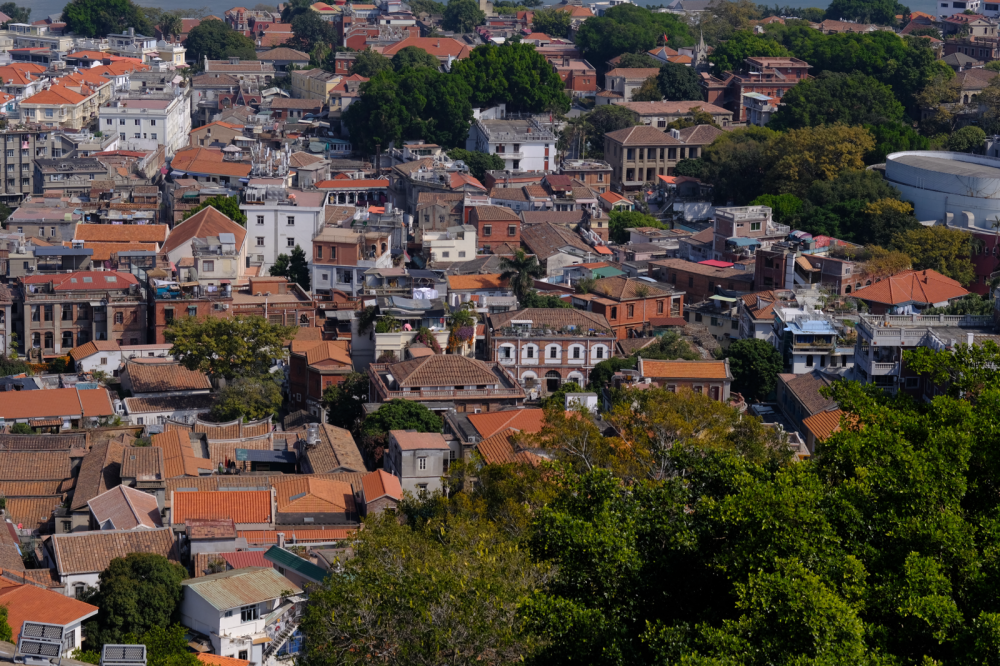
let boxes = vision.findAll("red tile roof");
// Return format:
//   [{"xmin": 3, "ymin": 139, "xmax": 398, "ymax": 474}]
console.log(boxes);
[
  {"xmin": 0, "ymin": 388, "xmax": 113, "ymax": 420},
  {"xmin": 360, "ymin": 469, "xmax": 401, "ymax": 503},
  {"xmin": 381, "ymin": 36, "xmax": 472, "ymax": 59},
  {"xmin": 389, "ymin": 431, "xmax": 451, "ymax": 451},
  {"xmin": 314, "ymin": 178, "xmax": 389, "ymax": 189},
  {"xmin": 172, "ymin": 490, "xmax": 272, "ymax": 525},
  {"xmin": 0, "ymin": 584, "xmax": 97, "ymax": 637},
  {"xmin": 74, "ymin": 224, "xmax": 169, "ymax": 243},
  {"xmin": 467, "ymin": 408, "xmax": 546, "ymax": 439},
  {"xmin": 852, "ymin": 269, "xmax": 968, "ymax": 306},
  {"xmin": 221, "ymin": 551, "xmax": 269, "ymax": 570},
  {"xmin": 476, "ymin": 429, "xmax": 542, "ymax": 465},
  {"xmin": 162, "ymin": 205, "xmax": 247, "ymax": 255},
  {"xmin": 639, "ymin": 359, "xmax": 731, "ymax": 380},
  {"xmin": 21, "ymin": 271, "xmax": 139, "ymax": 290},
  {"xmin": 238, "ymin": 528, "xmax": 356, "ymax": 545}
]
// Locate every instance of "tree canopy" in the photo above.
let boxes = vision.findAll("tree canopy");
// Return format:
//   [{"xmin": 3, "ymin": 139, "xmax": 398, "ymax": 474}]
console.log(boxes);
[
  {"xmin": 890, "ymin": 225, "xmax": 976, "ymax": 286},
  {"xmin": 446, "ymin": 148, "xmax": 504, "ymax": 181},
  {"xmin": 361, "ymin": 399, "xmax": 443, "ymax": 438},
  {"xmin": 825, "ymin": 0, "xmax": 905, "ymax": 25},
  {"xmin": 350, "ymin": 48, "xmax": 393, "ymax": 77},
  {"xmin": 453, "ymin": 42, "xmax": 570, "ymax": 114},
  {"xmin": 656, "ymin": 61, "xmax": 702, "ymax": 100},
  {"xmin": 531, "ymin": 7, "xmax": 571, "ymax": 37},
  {"xmin": 499, "ymin": 249, "xmax": 544, "ymax": 301},
  {"xmin": 0, "ymin": 3, "xmax": 29, "ymax": 24},
  {"xmin": 344, "ymin": 68, "xmax": 474, "ymax": 153},
  {"xmin": 726, "ymin": 338, "xmax": 784, "ymax": 401},
  {"xmin": 609, "ymin": 210, "xmax": 665, "ymax": 244},
  {"xmin": 322, "ymin": 372, "xmax": 370, "ymax": 431},
  {"xmin": 62, "ymin": 0, "xmax": 152, "ymax": 38},
  {"xmin": 183, "ymin": 19, "xmax": 257, "ymax": 64},
  {"xmin": 269, "ymin": 245, "xmax": 311, "ymax": 290},
  {"xmin": 391, "ymin": 45, "xmax": 440, "ymax": 71},
  {"xmin": 709, "ymin": 30, "xmax": 790, "ymax": 76},
  {"xmin": 182, "ymin": 195, "xmax": 247, "ymax": 226},
  {"xmin": 83, "ymin": 553, "xmax": 187, "ymax": 646},
  {"xmin": 209, "ymin": 373, "xmax": 284, "ymax": 422},
  {"xmin": 442, "ymin": 0, "xmax": 485, "ymax": 33},
  {"xmin": 574, "ymin": 4, "xmax": 693, "ymax": 72},
  {"xmin": 164, "ymin": 315, "xmax": 297, "ymax": 380},
  {"xmin": 768, "ymin": 71, "xmax": 905, "ymax": 131}
]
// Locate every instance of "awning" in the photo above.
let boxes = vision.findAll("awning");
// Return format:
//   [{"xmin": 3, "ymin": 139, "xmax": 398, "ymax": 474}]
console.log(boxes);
[
  {"xmin": 709, "ymin": 295, "xmax": 738, "ymax": 302},
  {"xmin": 593, "ymin": 245, "xmax": 613, "ymax": 255},
  {"xmin": 29, "ymin": 418, "xmax": 62, "ymax": 426},
  {"xmin": 727, "ymin": 237, "xmax": 761, "ymax": 247}
]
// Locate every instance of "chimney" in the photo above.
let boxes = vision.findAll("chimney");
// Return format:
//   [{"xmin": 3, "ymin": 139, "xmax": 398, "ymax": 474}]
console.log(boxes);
[
  {"xmin": 968, "ymin": 332, "xmax": 976, "ymax": 345},
  {"xmin": 306, "ymin": 422, "xmax": 320, "ymax": 446},
  {"xmin": 277, "ymin": 532, "xmax": 285, "ymax": 548}
]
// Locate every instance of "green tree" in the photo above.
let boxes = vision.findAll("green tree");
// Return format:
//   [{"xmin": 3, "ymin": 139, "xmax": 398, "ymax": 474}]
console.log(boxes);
[
  {"xmin": 0, "ymin": 202, "xmax": 11, "ymax": 225},
  {"xmin": 890, "ymin": 225, "xmax": 976, "ymax": 285},
  {"xmin": 947, "ymin": 125, "xmax": 987, "ymax": 153},
  {"xmin": 344, "ymin": 68, "xmax": 474, "ymax": 153},
  {"xmin": 904, "ymin": 338, "xmax": 1000, "ymax": 399},
  {"xmin": 499, "ymin": 248, "xmax": 544, "ymax": 301},
  {"xmin": 281, "ymin": 0, "xmax": 313, "ymax": 22},
  {"xmin": 725, "ymin": 338, "xmax": 784, "ymax": 401},
  {"xmin": 520, "ymin": 291, "xmax": 572, "ymax": 308},
  {"xmin": 269, "ymin": 245, "xmax": 311, "ymax": 290},
  {"xmin": 453, "ymin": 42, "xmax": 570, "ymax": 114},
  {"xmin": 350, "ymin": 48, "xmax": 393, "ymax": 76},
  {"xmin": 0, "ymin": 604, "xmax": 11, "ymax": 643},
  {"xmin": 182, "ymin": 195, "xmax": 247, "ymax": 226},
  {"xmin": 708, "ymin": 30, "xmax": 790, "ymax": 76},
  {"xmin": 616, "ymin": 52, "xmax": 664, "ymax": 69},
  {"xmin": 609, "ymin": 210, "xmax": 665, "ymax": 243},
  {"xmin": 83, "ymin": 553, "xmax": 187, "ymax": 646},
  {"xmin": 156, "ymin": 13, "xmax": 183, "ymax": 40},
  {"xmin": 574, "ymin": 5, "xmax": 692, "ymax": 71},
  {"xmin": 8, "ymin": 423, "xmax": 31, "ymax": 434},
  {"xmin": 361, "ymin": 399, "xmax": 443, "ymax": 438},
  {"xmin": 864, "ymin": 122, "xmax": 930, "ymax": 164},
  {"xmin": 391, "ymin": 45, "xmax": 440, "ymax": 70},
  {"xmin": 300, "ymin": 510, "xmax": 548, "ymax": 666},
  {"xmin": 923, "ymin": 293, "xmax": 994, "ymax": 316},
  {"xmin": 289, "ymin": 10, "xmax": 337, "ymax": 52},
  {"xmin": 697, "ymin": 0, "xmax": 761, "ymax": 44},
  {"xmin": 0, "ymin": 3, "xmax": 29, "ymax": 23},
  {"xmin": 322, "ymin": 372, "xmax": 370, "ymax": 431},
  {"xmin": 631, "ymin": 75, "xmax": 663, "ymax": 102},
  {"xmin": 700, "ymin": 124, "xmax": 780, "ymax": 204},
  {"xmin": 750, "ymin": 193, "xmax": 803, "ymax": 226},
  {"xmin": 442, "ymin": 0, "xmax": 485, "ymax": 33},
  {"xmin": 825, "ymin": 0, "xmax": 905, "ymax": 26},
  {"xmin": 768, "ymin": 71, "xmax": 905, "ymax": 131},
  {"xmin": 209, "ymin": 373, "xmax": 283, "ymax": 422},
  {"xmin": 123, "ymin": 625, "xmax": 200, "ymax": 666},
  {"xmin": 62, "ymin": 0, "xmax": 153, "ymax": 38},
  {"xmin": 183, "ymin": 19, "xmax": 257, "ymax": 64},
  {"xmin": 656, "ymin": 61, "xmax": 702, "ymax": 100},
  {"xmin": 531, "ymin": 7, "xmax": 571, "ymax": 36},
  {"xmin": 446, "ymin": 148, "xmax": 504, "ymax": 181},
  {"xmin": 164, "ymin": 315, "xmax": 296, "ymax": 380},
  {"xmin": 409, "ymin": 0, "xmax": 446, "ymax": 13},
  {"xmin": 543, "ymin": 381, "xmax": 584, "ymax": 407}
]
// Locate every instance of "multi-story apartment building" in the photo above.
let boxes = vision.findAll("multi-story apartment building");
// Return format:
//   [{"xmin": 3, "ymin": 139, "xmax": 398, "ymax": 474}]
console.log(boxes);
[
  {"xmin": 621, "ymin": 100, "xmax": 734, "ymax": 128},
  {"xmin": 288, "ymin": 339, "xmax": 353, "ymax": 420},
  {"xmin": 7, "ymin": 205, "xmax": 81, "ymax": 243},
  {"xmin": 754, "ymin": 236, "xmax": 860, "ymax": 295},
  {"xmin": 649, "ymin": 258, "xmax": 755, "ymax": 303},
  {"xmin": 604, "ymin": 125, "xmax": 724, "ymax": 191},
  {"xmin": 712, "ymin": 205, "xmax": 790, "ymax": 262},
  {"xmin": 105, "ymin": 29, "xmax": 159, "ymax": 62},
  {"xmin": 559, "ymin": 158, "xmax": 613, "ymax": 194},
  {"xmin": 486, "ymin": 308, "xmax": 615, "ymax": 391},
  {"xmin": 7, "ymin": 24, "xmax": 74, "ymax": 51},
  {"xmin": 469, "ymin": 205, "xmax": 521, "ymax": 254},
  {"xmin": 20, "ymin": 270, "xmax": 147, "ymax": 360},
  {"xmin": 553, "ymin": 58, "xmax": 598, "ymax": 98},
  {"xmin": 241, "ymin": 186, "xmax": 327, "ymax": 274},
  {"xmin": 98, "ymin": 94, "xmax": 192, "ymax": 157},
  {"xmin": 702, "ymin": 56, "xmax": 811, "ymax": 123},
  {"xmin": 289, "ymin": 68, "xmax": 340, "ymax": 101},
  {"xmin": 600, "ymin": 68, "xmax": 660, "ymax": 104},
  {"xmin": 34, "ymin": 158, "xmax": 110, "ymax": 197},
  {"xmin": 772, "ymin": 308, "xmax": 853, "ymax": 375},
  {"xmin": 202, "ymin": 57, "xmax": 276, "ymax": 87},
  {"xmin": 311, "ymin": 225, "xmax": 392, "ymax": 298},
  {"xmin": 466, "ymin": 118, "xmax": 557, "ymax": 173}
]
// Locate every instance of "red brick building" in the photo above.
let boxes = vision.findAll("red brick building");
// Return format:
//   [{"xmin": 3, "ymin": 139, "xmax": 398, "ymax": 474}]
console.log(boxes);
[
  {"xmin": 571, "ymin": 275, "xmax": 684, "ymax": 340},
  {"xmin": 649, "ymin": 258, "xmax": 755, "ymax": 303},
  {"xmin": 468, "ymin": 206, "xmax": 521, "ymax": 254},
  {"xmin": 701, "ymin": 56, "xmax": 811, "ymax": 123},
  {"xmin": 638, "ymin": 358, "xmax": 734, "ymax": 403},
  {"xmin": 288, "ymin": 339, "xmax": 353, "ymax": 421}
]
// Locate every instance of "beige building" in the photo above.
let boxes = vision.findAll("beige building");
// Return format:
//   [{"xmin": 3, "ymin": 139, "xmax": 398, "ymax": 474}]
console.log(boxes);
[
  {"xmin": 21, "ymin": 84, "xmax": 103, "ymax": 130},
  {"xmin": 620, "ymin": 100, "xmax": 734, "ymax": 128},
  {"xmin": 290, "ymin": 68, "xmax": 339, "ymax": 101},
  {"xmin": 604, "ymin": 124, "xmax": 725, "ymax": 191}
]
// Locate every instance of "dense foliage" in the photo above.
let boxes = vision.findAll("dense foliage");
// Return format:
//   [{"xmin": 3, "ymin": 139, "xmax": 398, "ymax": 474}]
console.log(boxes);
[
  {"xmin": 62, "ymin": 0, "xmax": 152, "ymax": 37},
  {"xmin": 184, "ymin": 19, "xmax": 257, "ymax": 64},
  {"xmin": 657, "ymin": 61, "xmax": 702, "ymax": 101},
  {"xmin": 350, "ymin": 49, "xmax": 393, "ymax": 77},
  {"xmin": 452, "ymin": 42, "xmax": 569, "ymax": 114},
  {"xmin": 446, "ymin": 148, "xmax": 504, "ymax": 181},
  {"xmin": 531, "ymin": 7, "xmax": 571, "ymax": 37},
  {"xmin": 609, "ymin": 210, "xmax": 665, "ymax": 243},
  {"xmin": 164, "ymin": 315, "xmax": 296, "ymax": 380},
  {"xmin": 726, "ymin": 338, "xmax": 784, "ymax": 401},
  {"xmin": 442, "ymin": 0, "xmax": 485, "ymax": 33},
  {"xmin": 321, "ymin": 372, "xmax": 370, "ymax": 431},
  {"xmin": 0, "ymin": 3, "xmax": 29, "ymax": 24},
  {"xmin": 361, "ymin": 399, "xmax": 443, "ymax": 438},
  {"xmin": 574, "ymin": 4, "xmax": 693, "ymax": 71},
  {"xmin": 182, "ymin": 195, "xmax": 247, "ymax": 226},
  {"xmin": 768, "ymin": 71, "xmax": 905, "ymax": 130},
  {"xmin": 269, "ymin": 245, "xmax": 311, "ymax": 290},
  {"xmin": 390, "ymin": 45, "xmax": 441, "ymax": 71},
  {"xmin": 209, "ymin": 373, "xmax": 284, "ymax": 422}
]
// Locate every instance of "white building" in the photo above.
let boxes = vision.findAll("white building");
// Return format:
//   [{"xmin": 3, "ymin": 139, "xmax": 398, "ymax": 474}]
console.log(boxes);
[
  {"xmin": 773, "ymin": 308, "xmax": 854, "ymax": 375},
  {"xmin": 68, "ymin": 340, "xmax": 123, "ymax": 375},
  {"xmin": 241, "ymin": 186, "xmax": 326, "ymax": 274},
  {"xmin": 423, "ymin": 225, "xmax": 476, "ymax": 264},
  {"xmin": 885, "ymin": 151, "xmax": 1000, "ymax": 229},
  {"xmin": 466, "ymin": 118, "xmax": 557, "ymax": 173},
  {"xmin": 98, "ymin": 94, "xmax": 191, "ymax": 157},
  {"xmin": 180, "ymin": 567, "xmax": 304, "ymax": 666},
  {"xmin": 384, "ymin": 430, "xmax": 452, "ymax": 495}
]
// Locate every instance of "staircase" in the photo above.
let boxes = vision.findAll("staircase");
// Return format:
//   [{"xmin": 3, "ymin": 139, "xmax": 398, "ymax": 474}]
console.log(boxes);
[{"xmin": 262, "ymin": 623, "xmax": 298, "ymax": 661}]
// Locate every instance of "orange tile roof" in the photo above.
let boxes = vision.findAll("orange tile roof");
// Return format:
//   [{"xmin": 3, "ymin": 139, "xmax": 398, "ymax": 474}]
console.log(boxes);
[
  {"xmin": 446, "ymin": 274, "xmax": 507, "ymax": 291},
  {"xmin": 314, "ymin": 178, "xmax": 389, "ymax": 189},
  {"xmin": 0, "ymin": 388, "xmax": 113, "ymax": 420},
  {"xmin": 640, "ymin": 359, "xmax": 731, "ymax": 380},
  {"xmin": 199, "ymin": 655, "xmax": 250, "ymax": 666},
  {"xmin": 382, "ymin": 37, "xmax": 472, "ymax": 58},
  {"xmin": 360, "ymin": 470, "xmax": 401, "ymax": 503},
  {"xmin": 172, "ymin": 490, "xmax": 272, "ymax": 525},
  {"xmin": 68, "ymin": 340, "xmax": 120, "ymax": 362},
  {"xmin": 468, "ymin": 408, "xmax": 546, "ymax": 439},
  {"xmin": 476, "ymin": 429, "xmax": 542, "ymax": 466},
  {"xmin": 389, "ymin": 430, "xmax": 451, "ymax": 451},
  {"xmin": 170, "ymin": 147, "xmax": 252, "ymax": 178},
  {"xmin": 70, "ymin": 241, "xmax": 158, "ymax": 262},
  {"xmin": 74, "ymin": 223, "xmax": 168, "ymax": 243},
  {"xmin": 274, "ymin": 477, "xmax": 356, "ymax": 513},
  {"xmin": 852, "ymin": 269, "xmax": 968, "ymax": 306},
  {"xmin": 20, "ymin": 86, "xmax": 88, "ymax": 106},
  {"xmin": 802, "ymin": 409, "xmax": 853, "ymax": 443},
  {"xmin": 0, "ymin": 584, "xmax": 97, "ymax": 636},
  {"xmin": 238, "ymin": 528, "xmax": 356, "ymax": 545},
  {"xmin": 152, "ymin": 430, "xmax": 214, "ymax": 478},
  {"xmin": 125, "ymin": 361, "xmax": 211, "ymax": 393},
  {"xmin": 163, "ymin": 205, "xmax": 248, "ymax": 255}
]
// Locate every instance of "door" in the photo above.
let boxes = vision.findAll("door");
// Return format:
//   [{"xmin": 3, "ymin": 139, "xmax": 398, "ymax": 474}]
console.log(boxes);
[{"xmin": 546, "ymin": 371, "xmax": 561, "ymax": 393}]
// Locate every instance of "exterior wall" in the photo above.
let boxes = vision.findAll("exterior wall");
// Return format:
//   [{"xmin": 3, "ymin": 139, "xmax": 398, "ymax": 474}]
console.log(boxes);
[
  {"xmin": 605, "ymin": 139, "xmax": 703, "ymax": 189},
  {"xmin": 60, "ymin": 572, "xmax": 100, "ymax": 597},
  {"xmin": 151, "ymin": 299, "xmax": 231, "ymax": 344},
  {"xmin": 577, "ymin": 294, "xmax": 685, "ymax": 339},
  {"xmin": 465, "ymin": 123, "xmax": 554, "ymax": 173},
  {"xmin": 656, "ymin": 378, "xmax": 731, "ymax": 402},
  {"xmin": 243, "ymin": 203, "xmax": 325, "ymax": 274},
  {"xmin": 98, "ymin": 95, "xmax": 192, "ymax": 157},
  {"xmin": 24, "ymin": 299, "xmax": 147, "ymax": 356},
  {"xmin": 384, "ymin": 438, "xmax": 448, "ymax": 495},
  {"xmin": 74, "ymin": 350, "xmax": 123, "ymax": 374},
  {"xmin": 885, "ymin": 151, "xmax": 1000, "ymax": 231},
  {"xmin": 651, "ymin": 264, "xmax": 753, "ymax": 302},
  {"xmin": 490, "ymin": 335, "xmax": 614, "ymax": 389},
  {"xmin": 474, "ymin": 216, "xmax": 520, "ymax": 253}
]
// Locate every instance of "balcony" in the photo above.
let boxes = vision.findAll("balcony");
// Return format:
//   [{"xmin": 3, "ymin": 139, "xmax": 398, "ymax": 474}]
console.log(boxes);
[
  {"xmin": 856, "ymin": 354, "xmax": 900, "ymax": 377},
  {"xmin": 494, "ymin": 151, "xmax": 523, "ymax": 159}
]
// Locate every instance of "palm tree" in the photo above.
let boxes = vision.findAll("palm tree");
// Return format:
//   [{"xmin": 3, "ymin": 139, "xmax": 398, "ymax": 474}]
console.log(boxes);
[{"xmin": 500, "ymin": 249, "xmax": 543, "ymax": 302}]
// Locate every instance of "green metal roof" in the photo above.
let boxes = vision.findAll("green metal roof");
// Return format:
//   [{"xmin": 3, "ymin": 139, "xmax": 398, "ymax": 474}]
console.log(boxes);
[
  {"xmin": 263, "ymin": 545, "xmax": 328, "ymax": 583},
  {"xmin": 592, "ymin": 267, "xmax": 624, "ymax": 278}
]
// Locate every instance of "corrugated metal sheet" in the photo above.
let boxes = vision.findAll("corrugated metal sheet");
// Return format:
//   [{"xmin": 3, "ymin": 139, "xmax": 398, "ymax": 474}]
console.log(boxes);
[{"xmin": 181, "ymin": 567, "xmax": 302, "ymax": 610}]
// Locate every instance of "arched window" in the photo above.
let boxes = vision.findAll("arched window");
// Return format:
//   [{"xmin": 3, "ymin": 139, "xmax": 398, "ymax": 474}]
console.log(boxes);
[
  {"xmin": 964, "ymin": 94, "xmax": 970, "ymax": 104},
  {"xmin": 845, "ymin": 285, "xmax": 852, "ymax": 294},
  {"xmin": 524, "ymin": 345, "xmax": 535, "ymax": 359},
  {"xmin": 31, "ymin": 333, "xmax": 40, "ymax": 348},
  {"xmin": 547, "ymin": 345, "xmax": 560, "ymax": 359}
]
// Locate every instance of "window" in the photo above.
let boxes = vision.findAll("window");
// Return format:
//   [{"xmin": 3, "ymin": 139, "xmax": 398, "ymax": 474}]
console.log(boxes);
[
  {"xmin": 256, "ymin": 237, "xmax": 265, "ymax": 246},
  {"xmin": 224, "ymin": 611, "xmax": 233, "ymax": 618},
  {"xmin": 238, "ymin": 652, "xmax": 248, "ymax": 661},
  {"xmin": 120, "ymin": 133, "xmax": 125, "ymax": 140},
  {"xmin": 150, "ymin": 119, "xmax": 156, "ymax": 126},
  {"xmin": 525, "ymin": 346, "xmax": 534, "ymax": 359},
  {"xmin": 806, "ymin": 355, "xmax": 813, "ymax": 367},
  {"xmin": 287, "ymin": 238, "xmax": 295, "ymax": 247},
  {"xmin": 626, "ymin": 148, "xmax": 634, "ymax": 160},
  {"xmin": 257, "ymin": 215, "xmax": 264, "ymax": 225},
  {"xmin": 316, "ymin": 246, "xmax": 323, "ymax": 260},
  {"xmin": 114, "ymin": 312, "xmax": 123, "ymax": 324},
  {"xmin": 119, "ymin": 118, "xmax": 126, "ymax": 125},
  {"xmin": 549, "ymin": 346, "xmax": 558, "ymax": 358},
  {"xmin": 610, "ymin": 306, "xmax": 617, "ymax": 319},
  {"xmin": 688, "ymin": 276, "xmax": 694, "ymax": 287},
  {"xmin": 74, "ymin": 584, "xmax": 86, "ymax": 599},
  {"xmin": 572, "ymin": 346, "xmax": 581, "ymax": 359},
  {"xmin": 418, "ymin": 457, "xmax": 427, "ymax": 470},
  {"xmin": 595, "ymin": 347, "xmax": 604, "ymax": 359},
  {"xmin": 240, "ymin": 605, "xmax": 259, "ymax": 623},
  {"xmin": 287, "ymin": 216, "xmax": 295, "ymax": 225},
  {"xmin": 750, "ymin": 222, "xmax": 761, "ymax": 231},
  {"xmin": 508, "ymin": 225, "xmax": 516, "ymax": 236},
  {"xmin": 43, "ymin": 305, "xmax": 52, "ymax": 321},
  {"xmin": 151, "ymin": 133, "xmax": 157, "ymax": 140},
  {"xmin": 483, "ymin": 225, "xmax": 492, "ymax": 236},
  {"xmin": 62, "ymin": 306, "xmax": 72, "ymax": 321},
  {"xmin": 459, "ymin": 251, "xmax": 466, "ymax": 258},
  {"xmin": 134, "ymin": 119, "xmax": 141, "ymax": 126},
  {"xmin": 695, "ymin": 313, "xmax": 703, "ymax": 322},
  {"xmin": 627, "ymin": 304, "xmax": 634, "ymax": 318},
  {"xmin": 656, "ymin": 300, "xmax": 664, "ymax": 314}
]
